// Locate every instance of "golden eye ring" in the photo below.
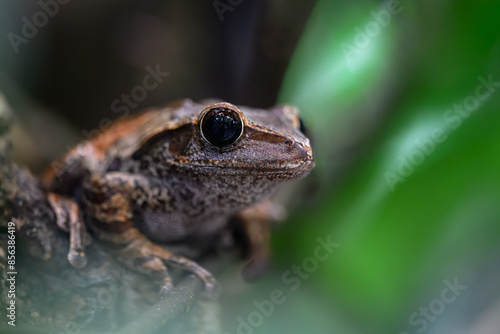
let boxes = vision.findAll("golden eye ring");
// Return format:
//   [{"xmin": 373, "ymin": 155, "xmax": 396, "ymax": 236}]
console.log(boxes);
[{"xmin": 199, "ymin": 103, "xmax": 245, "ymax": 148}]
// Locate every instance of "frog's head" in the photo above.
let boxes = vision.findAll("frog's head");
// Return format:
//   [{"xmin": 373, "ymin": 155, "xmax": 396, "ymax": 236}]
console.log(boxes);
[
  {"xmin": 135, "ymin": 100, "xmax": 314, "ymax": 181},
  {"xmin": 192, "ymin": 101, "xmax": 314, "ymax": 180}
]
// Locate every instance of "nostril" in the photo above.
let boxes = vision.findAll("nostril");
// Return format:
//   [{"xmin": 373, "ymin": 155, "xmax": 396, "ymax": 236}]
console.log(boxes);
[{"xmin": 284, "ymin": 140, "xmax": 295, "ymax": 153}]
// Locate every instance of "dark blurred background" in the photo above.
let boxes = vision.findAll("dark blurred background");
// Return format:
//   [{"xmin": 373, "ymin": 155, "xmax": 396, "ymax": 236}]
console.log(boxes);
[
  {"xmin": 0, "ymin": 0, "xmax": 315, "ymax": 171},
  {"xmin": 2, "ymin": 1, "xmax": 500, "ymax": 334}
]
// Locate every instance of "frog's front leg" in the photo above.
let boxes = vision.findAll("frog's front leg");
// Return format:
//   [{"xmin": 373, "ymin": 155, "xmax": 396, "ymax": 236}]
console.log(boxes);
[
  {"xmin": 232, "ymin": 200, "xmax": 286, "ymax": 281},
  {"xmin": 83, "ymin": 172, "xmax": 219, "ymax": 298},
  {"xmin": 47, "ymin": 192, "xmax": 88, "ymax": 268}
]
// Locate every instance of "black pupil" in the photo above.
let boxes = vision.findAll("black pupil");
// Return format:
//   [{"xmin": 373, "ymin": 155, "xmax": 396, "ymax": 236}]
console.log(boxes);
[{"xmin": 201, "ymin": 108, "xmax": 242, "ymax": 147}]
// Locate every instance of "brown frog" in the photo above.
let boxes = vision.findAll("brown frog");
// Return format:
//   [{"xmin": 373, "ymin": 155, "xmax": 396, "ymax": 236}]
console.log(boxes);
[{"xmin": 42, "ymin": 99, "xmax": 314, "ymax": 298}]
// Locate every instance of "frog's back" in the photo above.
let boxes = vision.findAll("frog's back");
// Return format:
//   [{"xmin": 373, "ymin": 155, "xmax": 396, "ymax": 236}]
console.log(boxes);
[{"xmin": 41, "ymin": 99, "xmax": 196, "ymax": 194}]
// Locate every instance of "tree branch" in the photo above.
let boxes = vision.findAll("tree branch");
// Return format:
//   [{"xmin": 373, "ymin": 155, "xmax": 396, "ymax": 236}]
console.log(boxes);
[{"xmin": 0, "ymin": 97, "xmax": 236, "ymax": 333}]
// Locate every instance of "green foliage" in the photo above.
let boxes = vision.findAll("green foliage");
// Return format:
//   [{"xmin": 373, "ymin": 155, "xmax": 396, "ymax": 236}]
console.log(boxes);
[{"xmin": 242, "ymin": 0, "xmax": 500, "ymax": 332}]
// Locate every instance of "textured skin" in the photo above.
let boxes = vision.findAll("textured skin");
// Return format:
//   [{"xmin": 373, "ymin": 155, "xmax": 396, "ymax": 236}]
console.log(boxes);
[{"xmin": 41, "ymin": 99, "xmax": 314, "ymax": 298}]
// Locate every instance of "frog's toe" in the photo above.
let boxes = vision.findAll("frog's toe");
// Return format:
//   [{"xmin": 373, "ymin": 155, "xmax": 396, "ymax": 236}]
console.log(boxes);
[
  {"xmin": 202, "ymin": 278, "xmax": 221, "ymax": 300},
  {"xmin": 188, "ymin": 265, "xmax": 220, "ymax": 299},
  {"xmin": 68, "ymin": 250, "xmax": 87, "ymax": 268},
  {"xmin": 159, "ymin": 281, "xmax": 175, "ymax": 299},
  {"xmin": 241, "ymin": 255, "xmax": 271, "ymax": 282}
]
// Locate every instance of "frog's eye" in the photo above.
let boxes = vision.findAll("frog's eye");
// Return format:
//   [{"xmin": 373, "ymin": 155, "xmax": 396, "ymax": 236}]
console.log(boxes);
[{"xmin": 199, "ymin": 106, "xmax": 244, "ymax": 148}]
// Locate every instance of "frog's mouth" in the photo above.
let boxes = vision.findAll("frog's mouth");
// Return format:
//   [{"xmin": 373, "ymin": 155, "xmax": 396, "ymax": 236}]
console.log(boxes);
[
  {"xmin": 182, "ymin": 165, "xmax": 314, "ymax": 181},
  {"xmin": 177, "ymin": 154, "xmax": 315, "ymax": 180}
]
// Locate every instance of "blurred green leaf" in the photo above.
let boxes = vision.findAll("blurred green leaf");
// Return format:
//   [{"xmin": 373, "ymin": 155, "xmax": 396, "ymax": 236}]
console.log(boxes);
[{"xmin": 271, "ymin": 0, "xmax": 500, "ymax": 332}]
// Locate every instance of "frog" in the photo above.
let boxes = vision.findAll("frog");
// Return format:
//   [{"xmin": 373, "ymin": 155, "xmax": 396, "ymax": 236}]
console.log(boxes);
[{"xmin": 41, "ymin": 99, "xmax": 314, "ymax": 298}]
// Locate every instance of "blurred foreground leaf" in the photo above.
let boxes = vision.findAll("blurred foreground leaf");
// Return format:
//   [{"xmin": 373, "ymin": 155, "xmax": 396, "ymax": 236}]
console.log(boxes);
[{"xmin": 267, "ymin": 0, "xmax": 500, "ymax": 332}]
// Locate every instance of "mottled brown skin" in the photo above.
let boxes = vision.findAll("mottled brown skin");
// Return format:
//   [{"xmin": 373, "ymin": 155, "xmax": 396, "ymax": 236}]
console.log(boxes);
[{"xmin": 42, "ymin": 99, "xmax": 314, "ymax": 298}]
